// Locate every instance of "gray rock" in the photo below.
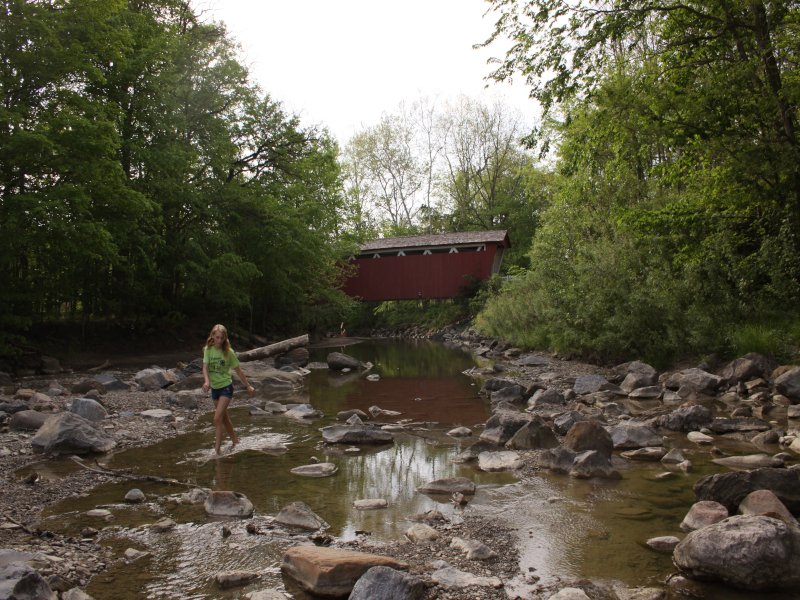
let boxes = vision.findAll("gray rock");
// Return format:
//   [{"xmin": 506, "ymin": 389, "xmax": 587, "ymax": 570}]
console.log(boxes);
[
  {"xmin": 477, "ymin": 450, "xmax": 522, "ymax": 471},
  {"xmin": 140, "ymin": 409, "xmax": 174, "ymax": 421},
  {"xmin": 573, "ymin": 375, "xmax": 612, "ymax": 395},
  {"xmin": 707, "ymin": 417, "xmax": 770, "ymax": 434},
  {"xmin": 775, "ymin": 366, "xmax": 800, "ymax": 401},
  {"xmin": 134, "ymin": 367, "xmax": 169, "ymax": 391},
  {"xmin": 655, "ymin": 405, "xmax": 713, "ymax": 432},
  {"xmin": 628, "ymin": 386, "xmax": 662, "ymax": 399},
  {"xmin": 275, "ymin": 501, "xmax": 328, "ymax": 530},
  {"xmin": 527, "ymin": 387, "xmax": 565, "ymax": 408},
  {"xmin": 430, "ymin": 566, "xmax": 501, "ymax": 589},
  {"xmin": 69, "ymin": 398, "xmax": 108, "ymax": 422},
  {"xmin": 10, "ymin": 570, "xmax": 56, "ymax": 600},
  {"xmin": 204, "ymin": 491, "xmax": 254, "ymax": 518},
  {"xmin": 504, "ymin": 416, "xmax": 558, "ymax": 450},
  {"xmin": 284, "ymin": 404, "xmax": 323, "ymax": 420},
  {"xmin": 517, "ymin": 354, "xmax": 549, "ymax": 367},
  {"xmin": 607, "ymin": 424, "xmax": 663, "ymax": 449},
  {"xmin": 542, "ymin": 447, "xmax": 578, "ymax": 473},
  {"xmin": 446, "ymin": 426, "xmax": 473, "ymax": 438},
  {"xmin": 490, "ymin": 384, "xmax": 525, "ymax": 405},
  {"xmin": 552, "ymin": 411, "xmax": 588, "ymax": 436},
  {"xmin": 326, "ymin": 352, "xmax": 363, "ymax": 371},
  {"xmin": 290, "ymin": 463, "xmax": 338, "ymax": 477},
  {"xmin": 673, "ymin": 515, "xmax": 800, "ymax": 590},
  {"xmin": 712, "ymin": 453, "xmax": 784, "ymax": 470},
  {"xmin": 124, "ymin": 488, "xmax": 146, "ymax": 503},
  {"xmin": 621, "ymin": 447, "xmax": 667, "ymax": 461},
  {"xmin": 417, "ymin": 477, "xmax": 475, "ymax": 496},
  {"xmin": 31, "ymin": 412, "xmax": 116, "ymax": 455},
  {"xmin": 405, "ymin": 523, "xmax": 439, "ymax": 542},
  {"xmin": 479, "ymin": 410, "xmax": 531, "ymax": 445},
  {"xmin": 336, "ymin": 409, "xmax": 367, "ymax": 421},
  {"xmin": 450, "ymin": 537, "xmax": 497, "ymax": 560},
  {"xmin": 263, "ymin": 401, "xmax": 288, "ymax": 414},
  {"xmin": 215, "ymin": 570, "xmax": 260, "ymax": 589},
  {"xmin": 349, "ymin": 565, "xmax": 425, "ymax": 600},
  {"xmin": 570, "ymin": 450, "xmax": 621, "ymax": 479},
  {"xmin": 646, "ymin": 535, "xmax": 680, "ymax": 553},
  {"xmin": 664, "ymin": 368, "xmax": 722, "ymax": 394},
  {"xmin": 93, "ymin": 372, "xmax": 130, "ymax": 391}
]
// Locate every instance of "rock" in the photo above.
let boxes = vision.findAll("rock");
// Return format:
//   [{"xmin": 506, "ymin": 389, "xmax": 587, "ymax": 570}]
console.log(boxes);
[
  {"xmin": 336, "ymin": 409, "xmax": 367, "ymax": 421},
  {"xmin": 31, "ymin": 412, "xmax": 116, "ymax": 455},
  {"xmin": 673, "ymin": 515, "xmax": 800, "ymax": 590},
  {"xmin": 655, "ymin": 405, "xmax": 714, "ymax": 432},
  {"xmin": 290, "ymin": 463, "xmax": 338, "ymax": 477},
  {"xmin": 62, "ymin": 589, "xmax": 96, "ymax": 600},
  {"xmin": 687, "ymin": 431, "xmax": 714, "ymax": 444},
  {"xmin": 9, "ymin": 571, "xmax": 57, "ymax": 600},
  {"xmin": 707, "ymin": 417, "xmax": 770, "ymax": 434},
  {"xmin": 552, "ymin": 411, "xmax": 588, "ymax": 435},
  {"xmin": 281, "ymin": 546, "xmax": 407, "ymax": 597},
  {"xmin": 349, "ymin": 565, "xmax": 425, "ymax": 600},
  {"xmin": 123, "ymin": 548, "xmax": 149, "ymax": 561},
  {"xmin": 775, "ymin": 366, "xmax": 800, "ymax": 401},
  {"xmin": 712, "ymin": 453, "xmax": 784, "ymax": 469},
  {"xmin": 527, "ymin": 388, "xmax": 566, "ymax": 408},
  {"xmin": 321, "ymin": 425, "xmax": 393, "ymax": 445},
  {"xmin": 490, "ymin": 384, "xmax": 526, "ymax": 405},
  {"xmin": 353, "ymin": 499, "xmax": 387, "ymax": 510},
  {"xmin": 479, "ymin": 410, "xmax": 531, "ymax": 445},
  {"xmin": 9, "ymin": 410, "xmax": 48, "ymax": 431},
  {"xmin": 504, "ymin": 416, "xmax": 558, "ymax": 450},
  {"xmin": 275, "ymin": 501, "xmax": 328, "ymax": 530},
  {"xmin": 417, "ymin": 477, "xmax": 476, "ymax": 496},
  {"xmin": 215, "ymin": 570, "xmax": 260, "ymax": 589},
  {"xmin": 150, "ymin": 518, "xmax": 176, "ymax": 532},
  {"xmin": 621, "ymin": 447, "xmax": 667, "ymax": 461},
  {"xmin": 27, "ymin": 392, "xmax": 55, "ymax": 412},
  {"xmin": 124, "ymin": 488, "xmax": 145, "ymax": 503},
  {"xmin": 646, "ymin": 535, "xmax": 681, "ymax": 553},
  {"xmin": 93, "ymin": 372, "xmax": 129, "ymax": 391},
  {"xmin": 478, "ymin": 451, "xmax": 522, "ymax": 471},
  {"xmin": 661, "ymin": 448, "xmax": 685, "ymax": 464},
  {"xmin": 140, "ymin": 409, "xmax": 174, "ymax": 421},
  {"xmin": 263, "ymin": 401, "xmax": 288, "ymax": 414},
  {"xmin": 450, "ymin": 537, "xmax": 497, "ymax": 560},
  {"xmin": 70, "ymin": 379, "xmax": 105, "ymax": 395},
  {"xmin": 739, "ymin": 490, "xmax": 797, "ymax": 525},
  {"xmin": 284, "ymin": 404, "xmax": 323, "ymax": 420},
  {"xmin": 694, "ymin": 468, "xmax": 800, "ymax": 513},
  {"xmin": 326, "ymin": 352, "xmax": 363, "ymax": 371},
  {"xmin": 204, "ymin": 491, "xmax": 254, "ymax": 518},
  {"xmin": 446, "ymin": 426, "xmax": 472, "ymax": 437},
  {"xmin": 368, "ymin": 405, "xmax": 401, "ymax": 417},
  {"xmin": 564, "ymin": 421, "xmax": 614, "ymax": 458},
  {"xmin": 517, "ymin": 354, "xmax": 548, "ymax": 366},
  {"xmin": 134, "ymin": 367, "xmax": 169, "ymax": 391},
  {"xmin": 68, "ymin": 398, "xmax": 108, "ymax": 422},
  {"xmin": 607, "ymin": 424, "xmax": 663, "ymax": 449},
  {"xmin": 573, "ymin": 375, "xmax": 612, "ymax": 395},
  {"xmin": 405, "ymin": 523, "xmax": 439, "ymax": 542},
  {"xmin": 542, "ymin": 447, "xmax": 578, "ymax": 473},
  {"xmin": 570, "ymin": 450, "xmax": 621, "ymax": 479},
  {"xmin": 620, "ymin": 369, "xmax": 658, "ymax": 393},
  {"xmin": 430, "ymin": 566, "xmax": 502, "ymax": 589},
  {"xmin": 0, "ymin": 401, "xmax": 28, "ymax": 415},
  {"xmin": 665, "ymin": 368, "xmax": 722, "ymax": 394},
  {"xmin": 680, "ymin": 500, "xmax": 729, "ymax": 532}
]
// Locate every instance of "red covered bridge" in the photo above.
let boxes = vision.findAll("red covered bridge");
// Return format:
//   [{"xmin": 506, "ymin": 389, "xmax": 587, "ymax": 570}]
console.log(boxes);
[{"xmin": 343, "ymin": 230, "xmax": 510, "ymax": 301}]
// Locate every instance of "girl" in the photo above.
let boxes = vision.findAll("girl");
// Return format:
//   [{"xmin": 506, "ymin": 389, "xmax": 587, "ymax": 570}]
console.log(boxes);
[{"xmin": 201, "ymin": 324, "xmax": 255, "ymax": 454}]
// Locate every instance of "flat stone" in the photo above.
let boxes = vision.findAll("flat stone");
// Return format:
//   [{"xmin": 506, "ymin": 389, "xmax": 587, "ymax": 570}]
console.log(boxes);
[
  {"xmin": 216, "ymin": 570, "xmax": 260, "ymax": 589},
  {"xmin": 417, "ymin": 477, "xmax": 476, "ymax": 496},
  {"xmin": 446, "ymin": 426, "xmax": 472, "ymax": 437},
  {"xmin": 353, "ymin": 499, "xmax": 387, "ymax": 510},
  {"xmin": 430, "ymin": 566, "xmax": 502, "ymax": 589},
  {"xmin": 405, "ymin": 523, "xmax": 439, "ymax": 543},
  {"xmin": 281, "ymin": 546, "xmax": 407, "ymax": 597},
  {"xmin": 646, "ymin": 536, "xmax": 681, "ymax": 553},
  {"xmin": 275, "ymin": 501, "xmax": 328, "ymax": 530},
  {"xmin": 450, "ymin": 537, "xmax": 497, "ymax": 560},
  {"xmin": 204, "ymin": 491, "xmax": 254, "ymax": 518},
  {"xmin": 140, "ymin": 409, "xmax": 173, "ymax": 421},
  {"xmin": 477, "ymin": 450, "xmax": 523, "ymax": 471},
  {"xmin": 290, "ymin": 463, "xmax": 338, "ymax": 477},
  {"xmin": 687, "ymin": 431, "xmax": 714, "ymax": 444},
  {"xmin": 712, "ymin": 454, "xmax": 784, "ymax": 470}
]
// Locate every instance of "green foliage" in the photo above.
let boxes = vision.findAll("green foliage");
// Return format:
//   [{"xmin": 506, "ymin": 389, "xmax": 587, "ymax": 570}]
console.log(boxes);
[{"xmin": 0, "ymin": 0, "xmax": 352, "ymax": 358}]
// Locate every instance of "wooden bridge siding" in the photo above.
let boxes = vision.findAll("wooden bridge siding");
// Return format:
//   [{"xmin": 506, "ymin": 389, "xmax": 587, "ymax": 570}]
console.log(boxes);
[{"xmin": 343, "ymin": 248, "xmax": 498, "ymax": 301}]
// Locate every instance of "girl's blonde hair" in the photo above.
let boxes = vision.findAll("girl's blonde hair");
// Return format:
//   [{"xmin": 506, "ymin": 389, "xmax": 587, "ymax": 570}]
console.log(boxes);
[{"xmin": 204, "ymin": 324, "xmax": 231, "ymax": 354}]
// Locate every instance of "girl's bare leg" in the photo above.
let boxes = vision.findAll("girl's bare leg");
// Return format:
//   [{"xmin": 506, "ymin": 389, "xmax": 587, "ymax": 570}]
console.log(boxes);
[
  {"xmin": 214, "ymin": 396, "xmax": 232, "ymax": 455},
  {"xmin": 223, "ymin": 412, "xmax": 238, "ymax": 447}
]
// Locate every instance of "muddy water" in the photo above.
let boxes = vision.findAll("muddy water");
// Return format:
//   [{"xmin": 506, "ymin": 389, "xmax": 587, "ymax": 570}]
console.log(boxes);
[{"xmin": 33, "ymin": 340, "xmax": 798, "ymax": 599}]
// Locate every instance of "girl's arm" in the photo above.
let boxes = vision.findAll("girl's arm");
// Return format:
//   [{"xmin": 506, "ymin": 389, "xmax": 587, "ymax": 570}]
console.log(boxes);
[
  {"xmin": 234, "ymin": 366, "xmax": 255, "ymax": 396},
  {"xmin": 202, "ymin": 362, "xmax": 210, "ymax": 392}
]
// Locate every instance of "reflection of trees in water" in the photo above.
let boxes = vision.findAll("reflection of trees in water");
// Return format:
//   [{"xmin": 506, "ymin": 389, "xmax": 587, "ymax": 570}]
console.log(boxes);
[
  {"xmin": 338, "ymin": 438, "xmax": 453, "ymax": 503},
  {"xmin": 312, "ymin": 339, "xmax": 477, "ymax": 378}
]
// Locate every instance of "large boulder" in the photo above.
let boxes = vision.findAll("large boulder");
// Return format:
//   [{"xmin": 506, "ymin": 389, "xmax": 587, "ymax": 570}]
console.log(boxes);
[
  {"xmin": 479, "ymin": 410, "xmax": 531, "ymax": 446},
  {"xmin": 349, "ymin": 565, "xmax": 425, "ymax": 600},
  {"xmin": 564, "ymin": 421, "xmax": 614, "ymax": 459},
  {"xmin": 9, "ymin": 410, "xmax": 47, "ymax": 431},
  {"xmin": 203, "ymin": 491, "xmax": 254, "ymax": 518},
  {"xmin": 504, "ymin": 416, "xmax": 558, "ymax": 450},
  {"xmin": 673, "ymin": 515, "xmax": 800, "ymax": 591},
  {"xmin": 31, "ymin": 412, "xmax": 116, "ymax": 455},
  {"xmin": 693, "ymin": 468, "xmax": 800, "ymax": 514},
  {"xmin": 281, "ymin": 546, "xmax": 407, "ymax": 597},
  {"xmin": 654, "ymin": 405, "xmax": 713, "ymax": 432},
  {"xmin": 326, "ymin": 352, "xmax": 363, "ymax": 371},
  {"xmin": 134, "ymin": 367, "xmax": 169, "ymax": 391},
  {"xmin": 275, "ymin": 501, "xmax": 328, "ymax": 530},
  {"xmin": 607, "ymin": 424, "xmax": 663, "ymax": 449},
  {"xmin": 680, "ymin": 500, "xmax": 729, "ymax": 532},
  {"xmin": 775, "ymin": 366, "xmax": 800, "ymax": 401},
  {"xmin": 573, "ymin": 375, "xmax": 613, "ymax": 395},
  {"xmin": 664, "ymin": 368, "xmax": 722, "ymax": 394},
  {"xmin": 69, "ymin": 398, "xmax": 108, "ymax": 422}
]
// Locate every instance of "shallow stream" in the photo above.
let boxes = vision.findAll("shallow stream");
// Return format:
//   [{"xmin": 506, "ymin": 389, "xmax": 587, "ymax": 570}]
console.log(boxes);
[{"xmin": 28, "ymin": 340, "xmax": 800, "ymax": 599}]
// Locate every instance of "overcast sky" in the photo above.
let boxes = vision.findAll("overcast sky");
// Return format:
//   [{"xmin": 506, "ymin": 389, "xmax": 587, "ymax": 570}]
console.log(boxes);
[{"xmin": 195, "ymin": 0, "xmax": 536, "ymax": 144}]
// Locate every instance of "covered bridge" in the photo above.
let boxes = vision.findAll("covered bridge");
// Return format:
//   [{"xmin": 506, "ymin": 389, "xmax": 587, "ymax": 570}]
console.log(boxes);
[{"xmin": 343, "ymin": 230, "xmax": 510, "ymax": 301}]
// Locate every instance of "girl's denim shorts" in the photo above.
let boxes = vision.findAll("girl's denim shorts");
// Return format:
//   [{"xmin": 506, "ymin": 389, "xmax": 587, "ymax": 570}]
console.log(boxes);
[{"xmin": 211, "ymin": 383, "xmax": 234, "ymax": 401}]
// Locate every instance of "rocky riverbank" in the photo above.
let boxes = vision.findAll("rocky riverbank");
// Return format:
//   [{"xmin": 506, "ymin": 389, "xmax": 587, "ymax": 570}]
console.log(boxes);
[{"xmin": 1, "ymin": 329, "xmax": 799, "ymax": 599}]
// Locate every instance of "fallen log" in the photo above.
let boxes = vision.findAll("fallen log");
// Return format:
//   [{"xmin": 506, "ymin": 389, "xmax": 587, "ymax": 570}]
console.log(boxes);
[{"xmin": 236, "ymin": 334, "xmax": 309, "ymax": 362}]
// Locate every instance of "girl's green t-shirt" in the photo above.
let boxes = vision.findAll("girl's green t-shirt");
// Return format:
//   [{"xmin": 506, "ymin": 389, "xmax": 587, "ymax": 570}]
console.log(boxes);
[{"xmin": 203, "ymin": 345, "xmax": 239, "ymax": 389}]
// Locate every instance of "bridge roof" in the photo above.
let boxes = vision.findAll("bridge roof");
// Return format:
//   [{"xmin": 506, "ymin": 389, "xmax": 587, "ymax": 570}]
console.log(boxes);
[{"xmin": 360, "ymin": 230, "xmax": 509, "ymax": 252}]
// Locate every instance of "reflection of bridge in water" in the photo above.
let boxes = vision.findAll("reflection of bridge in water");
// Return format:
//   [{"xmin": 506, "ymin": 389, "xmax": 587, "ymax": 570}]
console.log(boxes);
[{"xmin": 343, "ymin": 230, "xmax": 510, "ymax": 301}]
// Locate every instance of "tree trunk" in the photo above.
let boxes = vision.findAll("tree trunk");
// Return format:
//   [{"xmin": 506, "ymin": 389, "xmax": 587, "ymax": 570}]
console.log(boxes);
[{"xmin": 236, "ymin": 334, "xmax": 309, "ymax": 362}]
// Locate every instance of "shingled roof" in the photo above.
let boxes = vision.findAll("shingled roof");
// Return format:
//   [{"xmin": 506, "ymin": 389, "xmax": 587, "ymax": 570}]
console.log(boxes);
[{"xmin": 360, "ymin": 230, "xmax": 510, "ymax": 252}]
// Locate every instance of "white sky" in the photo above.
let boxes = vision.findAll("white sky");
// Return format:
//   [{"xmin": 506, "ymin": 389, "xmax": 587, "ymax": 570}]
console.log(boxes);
[{"xmin": 195, "ymin": 0, "xmax": 537, "ymax": 144}]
